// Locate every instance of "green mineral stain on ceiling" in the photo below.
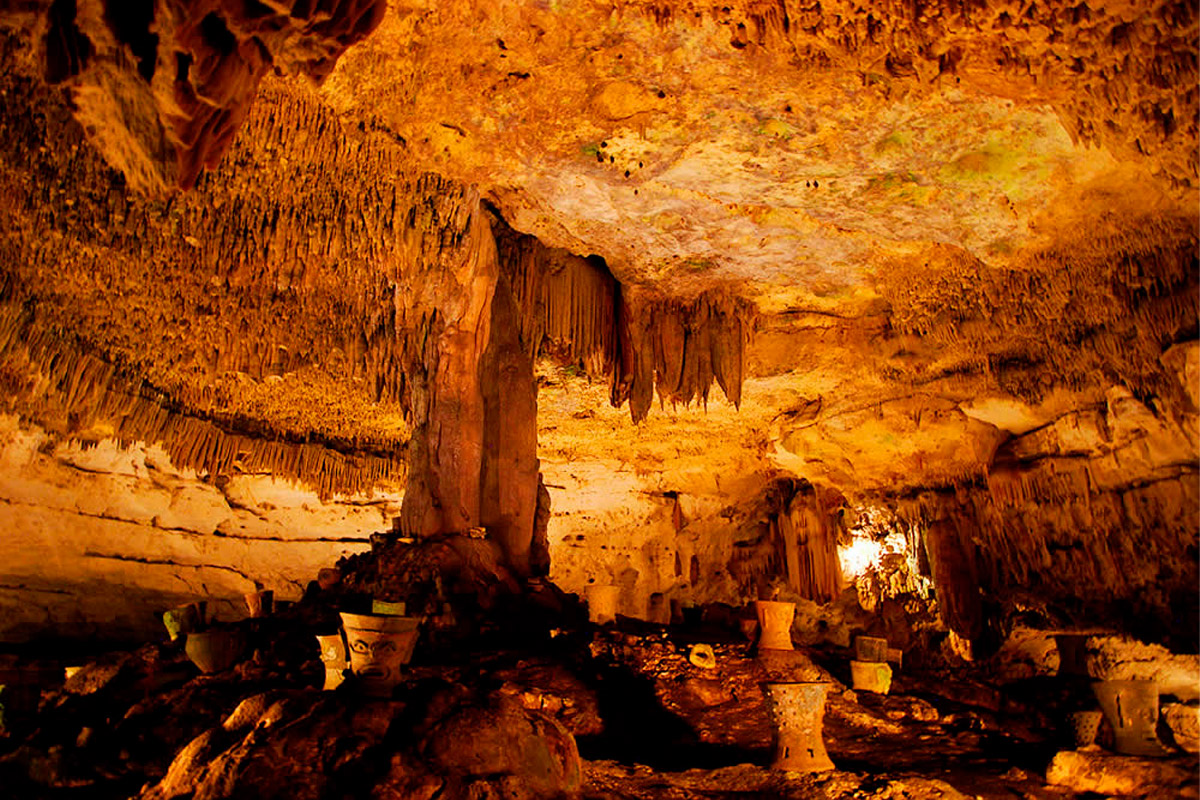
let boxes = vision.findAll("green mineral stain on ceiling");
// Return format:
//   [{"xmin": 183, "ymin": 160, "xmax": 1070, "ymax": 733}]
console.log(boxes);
[{"xmin": 939, "ymin": 136, "xmax": 1056, "ymax": 202}]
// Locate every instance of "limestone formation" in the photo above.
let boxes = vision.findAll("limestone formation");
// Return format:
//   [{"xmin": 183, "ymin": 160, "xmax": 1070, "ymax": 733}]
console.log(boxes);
[
  {"xmin": 4, "ymin": 0, "xmax": 385, "ymax": 192},
  {"xmin": 0, "ymin": 0, "xmax": 1195, "ymax": 796}
]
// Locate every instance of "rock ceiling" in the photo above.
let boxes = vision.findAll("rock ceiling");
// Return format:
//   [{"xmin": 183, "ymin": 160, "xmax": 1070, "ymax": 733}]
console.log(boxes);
[{"xmin": 0, "ymin": 0, "xmax": 1195, "ymax": 503}]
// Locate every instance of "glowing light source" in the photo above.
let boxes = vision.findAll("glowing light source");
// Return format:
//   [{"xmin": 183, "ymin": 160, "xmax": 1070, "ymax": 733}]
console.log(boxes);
[
  {"xmin": 835, "ymin": 506, "xmax": 930, "ymax": 607},
  {"xmin": 837, "ymin": 529, "xmax": 909, "ymax": 579},
  {"xmin": 838, "ymin": 537, "xmax": 886, "ymax": 579}
]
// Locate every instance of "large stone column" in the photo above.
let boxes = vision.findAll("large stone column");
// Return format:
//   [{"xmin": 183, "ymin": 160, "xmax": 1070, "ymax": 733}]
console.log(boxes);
[
  {"xmin": 924, "ymin": 517, "xmax": 984, "ymax": 643},
  {"xmin": 398, "ymin": 203, "xmax": 540, "ymax": 576}
]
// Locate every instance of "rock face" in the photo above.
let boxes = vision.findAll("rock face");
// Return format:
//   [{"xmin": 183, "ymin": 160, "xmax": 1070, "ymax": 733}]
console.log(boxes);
[
  {"xmin": 0, "ymin": 0, "xmax": 1195, "ymax": 651},
  {"xmin": 4, "ymin": 0, "xmax": 385, "ymax": 192},
  {"xmin": 0, "ymin": 415, "xmax": 399, "ymax": 643},
  {"xmin": 1046, "ymin": 749, "xmax": 1199, "ymax": 798},
  {"xmin": 131, "ymin": 688, "xmax": 581, "ymax": 800},
  {"xmin": 424, "ymin": 696, "xmax": 583, "ymax": 797}
]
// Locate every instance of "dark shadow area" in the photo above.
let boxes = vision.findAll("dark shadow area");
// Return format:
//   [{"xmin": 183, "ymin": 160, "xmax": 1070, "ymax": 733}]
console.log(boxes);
[{"xmin": 575, "ymin": 658, "xmax": 759, "ymax": 771}]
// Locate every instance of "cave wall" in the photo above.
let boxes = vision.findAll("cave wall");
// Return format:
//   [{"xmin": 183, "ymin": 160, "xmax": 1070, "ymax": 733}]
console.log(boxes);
[
  {"xmin": 538, "ymin": 370, "xmax": 786, "ymax": 618},
  {"xmin": 897, "ymin": 370, "xmax": 1200, "ymax": 650},
  {"xmin": 0, "ymin": 0, "xmax": 1193, "ymax": 652},
  {"xmin": 545, "ymin": 461, "xmax": 750, "ymax": 620},
  {"xmin": 0, "ymin": 415, "xmax": 399, "ymax": 643},
  {"xmin": 540, "ymin": 342, "xmax": 1198, "ymax": 645}
]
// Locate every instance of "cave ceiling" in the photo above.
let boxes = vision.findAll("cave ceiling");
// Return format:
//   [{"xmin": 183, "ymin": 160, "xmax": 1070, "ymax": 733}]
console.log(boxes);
[{"xmin": 0, "ymin": 0, "xmax": 1196, "ymax": 504}]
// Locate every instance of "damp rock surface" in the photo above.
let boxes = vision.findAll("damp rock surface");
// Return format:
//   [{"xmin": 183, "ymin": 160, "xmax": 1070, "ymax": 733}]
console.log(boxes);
[
  {"xmin": 1046, "ymin": 748, "xmax": 1200, "ymax": 798},
  {"xmin": 2, "ymin": 589, "xmax": 1198, "ymax": 800}
]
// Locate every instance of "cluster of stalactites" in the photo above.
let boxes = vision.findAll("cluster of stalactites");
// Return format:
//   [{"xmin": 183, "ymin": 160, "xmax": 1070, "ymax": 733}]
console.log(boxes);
[
  {"xmin": 618, "ymin": 288, "xmax": 754, "ymax": 422},
  {"xmin": 22, "ymin": 0, "xmax": 388, "ymax": 192},
  {"xmin": 878, "ymin": 220, "xmax": 1199, "ymax": 410},
  {"xmin": 892, "ymin": 464, "xmax": 1199, "ymax": 646},
  {"xmin": 498, "ymin": 227, "xmax": 754, "ymax": 423},
  {"xmin": 729, "ymin": 478, "xmax": 845, "ymax": 604},
  {"xmin": 504, "ymin": 235, "xmax": 620, "ymax": 377},
  {"xmin": 0, "ymin": 67, "xmax": 494, "ymax": 500},
  {"xmin": 0, "ymin": 301, "xmax": 402, "ymax": 499}
]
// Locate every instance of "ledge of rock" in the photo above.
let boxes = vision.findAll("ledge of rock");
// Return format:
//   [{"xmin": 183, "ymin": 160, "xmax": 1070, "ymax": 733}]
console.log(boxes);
[
  {"xmin": 1047, "ymin": 749, "xmax": 1200, "ymax": 798},
  {"xmin": 0, "ymin": 415, "xmax": 400, "ymax": 643}
]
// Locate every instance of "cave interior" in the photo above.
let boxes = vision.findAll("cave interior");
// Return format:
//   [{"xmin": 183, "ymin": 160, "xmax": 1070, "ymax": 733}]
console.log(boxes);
[{"xmin": 0, "ymin": 0, "xmax": 1197, "ymax": 798}]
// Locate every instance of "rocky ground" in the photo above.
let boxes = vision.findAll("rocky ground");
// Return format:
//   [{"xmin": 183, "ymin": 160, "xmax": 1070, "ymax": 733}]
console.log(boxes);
[{"xmin": 0, "ymin": 545, "xmax": 1196, "ymax": 799}]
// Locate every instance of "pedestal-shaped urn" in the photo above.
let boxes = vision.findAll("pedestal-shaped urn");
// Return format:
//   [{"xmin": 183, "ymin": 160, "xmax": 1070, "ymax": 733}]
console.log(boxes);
[
  {"xmin": 755, "ymin": 600, "xmax": 796, "ymax": 651},
  {"xmin": 763, "ymin": 682, "xmax": 835, "ymax": 772},
  {"xmin": 1067, "ymin": 709, "xmax": 1103, "ymax": 748}
]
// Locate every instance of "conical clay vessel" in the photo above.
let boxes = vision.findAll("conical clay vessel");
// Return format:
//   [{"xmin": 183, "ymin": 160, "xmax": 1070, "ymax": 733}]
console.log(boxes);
[
  {"xmin": 340, "ymin": 612, "xmax": 420, "ymax": 697},
  {"xmin": 755, "ymin": 600, "xmax": 795, "ymax": 651},
  {"xmin": 585, "ymin": 585, "xmax": 620, "ymax": 625},
  {"xmin": 1092, "ymin": 679, "xmax": 1167, "ymax": 757}
]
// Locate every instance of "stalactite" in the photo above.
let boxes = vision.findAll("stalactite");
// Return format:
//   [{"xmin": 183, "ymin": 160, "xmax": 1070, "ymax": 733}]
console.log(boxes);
[
  {"xmin": 0, "ymin": 301, "xmax": 403, "ymax": 499},
  {"xmin": 496, "ymin": 222, "xmax": 756, "ymax": 422},
  {"xmin": 0, "ymin": 70, "xmax": 500, "ymax": 500},
  {"xmin": 879, "ymin": 220, "xmax": 1198, "ymax": 411},
  {"xmin": 24, "ymin": 0, "xmax": 389, "ymax": 192},
  {"xmin": 729, "ymin": 479, "xmax": 843, "ymax": 603},
  {"xmin": 894, "ymin": 457, "xmax": 1199, "ymax": 645}
]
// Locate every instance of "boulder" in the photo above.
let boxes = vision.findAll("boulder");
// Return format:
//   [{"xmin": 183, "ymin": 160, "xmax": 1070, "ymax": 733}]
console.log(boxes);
[
  {"xmin": 1046, "ymin": 749, "xmax": 1199, "ymax": 798},
  {"xmin": 1162, "ymin": 703, "xmax": 1200, "ymax": 753},
  {"xmin": 424, "ymin": 696, "xmax": 582, "ymax": 799}
]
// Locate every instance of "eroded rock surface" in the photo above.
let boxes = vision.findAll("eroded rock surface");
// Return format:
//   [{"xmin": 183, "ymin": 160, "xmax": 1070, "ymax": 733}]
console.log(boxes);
[
  {"xmin": 0, "ymin": 0, "xmax": 1194, "ymax": 673},
  {"xmin": 0, "ymin": 415, "xmax": 396, "ymax": 642},
  {"xmin": 3, "ymin": 0, "xmax": 386, "ymax": 192}
]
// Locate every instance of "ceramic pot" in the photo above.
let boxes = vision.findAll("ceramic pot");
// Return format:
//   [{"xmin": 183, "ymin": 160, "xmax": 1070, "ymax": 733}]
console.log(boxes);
[
  {"xmin": 244, "ymin": 590, "xmax": 273, "ymax": 618},
  {"xmin": 1092, "ymin": 679, "xmax": 1167, "ymax": 756},
  {"xmin": 755, "ymin": 601, "xmax": 795, "ymax": 651},
  {"xmin": 316, "ymin": 633, "xmax": 348, "ymax": 691},
  {"xmin": 849, "ymin": 662, "xmax": 897, "ymax": 695},
  {"xmin": 763, "ymin": 682, "xmax": 835, "ymax": 772},
  {"xmin": 163, "ymin": 602, "xmax": 203, "ymax": 641},
  {"xmin": 185, "ymin": 630, "xmax": 243, "ymax": 674},
  {"xmin": 850, "ymin": 660, "xmax": 893, "ymax": 694},
  {"xmin": 585, "ymin": 585, "xmax": 620, "ymax": 625},
  {"xmin": 854, "ymin": 636, "xmax": 889, "ymax": 663},
  {"xmin": 316, "ymin": 568, "xmax": 341, "ymax": 591},
  {"xmin": 371, "ymin": 599, "xmax": 406, "ymax": 616},
  {"xmin": 1068, "ymin": 710, "xmax": 1103, "ymax": 748},
  {"xmin": 339, "ymin": 612, "xmax": 421, "ymax": 697}
]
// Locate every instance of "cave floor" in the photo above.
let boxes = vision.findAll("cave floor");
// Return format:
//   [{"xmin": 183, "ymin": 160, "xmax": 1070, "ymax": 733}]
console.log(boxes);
[
  {"xmin": 571, "ymin": 630, "xmax": 1100, "ymax": 799},
  {"xmin": 1, "ymin": 615, "xmax": 1197, "ymax": 800}
]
